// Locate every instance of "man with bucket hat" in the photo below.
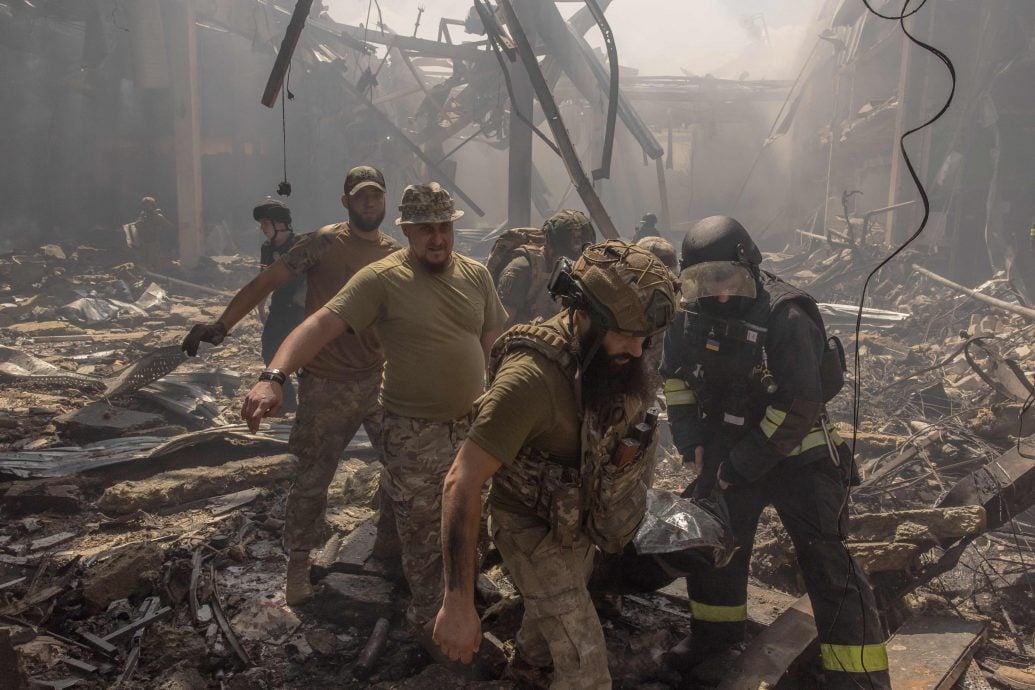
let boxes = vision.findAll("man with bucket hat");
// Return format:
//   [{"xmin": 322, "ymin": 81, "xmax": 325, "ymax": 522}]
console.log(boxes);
[{"xmin": 241, "ymin": 182, "xmax": 507, "ymax": 629}]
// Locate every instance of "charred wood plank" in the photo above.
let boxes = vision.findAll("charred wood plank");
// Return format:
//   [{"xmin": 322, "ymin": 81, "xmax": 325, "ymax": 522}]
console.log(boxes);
[{"xmin": 886, "ymin": 616, "xmax": 986, "ymax": 689}]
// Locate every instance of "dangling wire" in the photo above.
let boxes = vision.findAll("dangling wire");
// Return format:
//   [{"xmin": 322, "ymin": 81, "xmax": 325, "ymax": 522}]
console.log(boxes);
[
  {"xmin": 827, "ymin": 0, "xmax": 957, "ymax": 684},
  {"xmin": 278, "ymin": 65, "xmax": 293, "ymax": 196}
]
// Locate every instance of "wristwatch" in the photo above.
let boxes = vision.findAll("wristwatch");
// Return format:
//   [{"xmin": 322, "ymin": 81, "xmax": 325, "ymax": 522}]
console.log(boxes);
[{"xmin": 258, "ymin": 368, "xmax": 287, "ymax": 386}]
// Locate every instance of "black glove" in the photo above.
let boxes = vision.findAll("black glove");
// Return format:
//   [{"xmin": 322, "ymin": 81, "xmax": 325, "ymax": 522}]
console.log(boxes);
[{"xmin": 182, "ymin": 321, "xmax": 227, "ymax": 357}]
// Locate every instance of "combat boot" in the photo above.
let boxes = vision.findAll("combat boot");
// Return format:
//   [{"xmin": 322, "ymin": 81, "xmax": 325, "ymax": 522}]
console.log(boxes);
[{"xmin": 285, "ymin": 549, "xmax": 313, "ymax": 606}]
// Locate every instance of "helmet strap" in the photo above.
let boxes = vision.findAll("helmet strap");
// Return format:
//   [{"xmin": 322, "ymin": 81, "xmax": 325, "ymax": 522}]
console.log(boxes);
[{"xmin": 570, "ymin": 310, "xmax": 604, "ymax": 419}]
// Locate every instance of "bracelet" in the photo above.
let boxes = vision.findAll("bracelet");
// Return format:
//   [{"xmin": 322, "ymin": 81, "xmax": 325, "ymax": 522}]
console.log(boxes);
[{"xmin": 258, "ymin": 368, "xmax": 287, "ymax": 386}]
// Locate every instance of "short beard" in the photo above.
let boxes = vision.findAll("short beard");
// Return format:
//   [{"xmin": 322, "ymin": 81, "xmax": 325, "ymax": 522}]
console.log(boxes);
[
  {"xmin": 577, "ymin": 330, "xmax": 654, "ymax": 420},
  {"xmin": 349, "ymin": 207, "xmax": 385, "ymax": 233}
]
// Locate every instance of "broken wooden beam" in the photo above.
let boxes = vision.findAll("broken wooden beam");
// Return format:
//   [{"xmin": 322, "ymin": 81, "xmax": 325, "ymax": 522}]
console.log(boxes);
[
  {"xmin": 102, "ymin": 606, "xmax": 171, "ymax": 643},
  {"xmin": 96, "ymin": 454, "xmax": 297, "ymax": 515},
  {"xmin": 211, "ymin": 569, "xmax": 251, "ymax": 669},
  {"xmin": 717, "ymin": 595, "xmax": 816, "ymax": 690},
  {"xmin": 886, "ymin": 616, "xmax": 986, "ymax": 689},
  {"xmin": 938, "ymin": 438, "xmax": 1035, "ymax": 530},
  {"xmin": 77, "ymin": 631, "xmax": 116, "ymax": 657},
  {"xmin": 0, "ymin": 585, "xmax": 64, "ymax": 617},
  {"xmin": 848, "ymin": 506, "xmax": 986, "ymax": 543},
  {"xmin": 912, "ymin": 264, "xmax": 1035, "ymax": 322},
  {"xmin": 261, "ymin": 0, "xmax": 316, "ymax": 108}
]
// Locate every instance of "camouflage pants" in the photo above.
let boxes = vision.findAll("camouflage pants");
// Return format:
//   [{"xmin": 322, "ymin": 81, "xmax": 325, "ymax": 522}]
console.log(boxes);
[
  {"xmin": 379, "ymin": 410, "xmax": 470, "ymax": 627},
  {"xmin": 489, "ymin": 506, "xmax": 611, "ymax": 689},
  {"xmin": 285, "ymin": 370, "xmax": 386, "ymax": 551}
]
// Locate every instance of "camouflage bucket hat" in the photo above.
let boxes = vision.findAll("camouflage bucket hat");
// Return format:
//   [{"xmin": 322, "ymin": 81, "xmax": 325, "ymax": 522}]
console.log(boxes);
[
  {"xmin": 395, "ymin": 182, "xmax": 465, "ymax": 226},
  {"xmin": 572, "ymin": 240, "xmax": 676, "ymax": 336},
  {"xmin": 543, "ymin": 209, "xmax": 595, "ymax": 247}
]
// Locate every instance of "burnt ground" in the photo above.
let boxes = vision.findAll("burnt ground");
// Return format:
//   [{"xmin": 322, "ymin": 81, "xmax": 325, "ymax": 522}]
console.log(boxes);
[{"xmin": 1, "ymin": 244, "xmax": 1034, "ymax": 688}]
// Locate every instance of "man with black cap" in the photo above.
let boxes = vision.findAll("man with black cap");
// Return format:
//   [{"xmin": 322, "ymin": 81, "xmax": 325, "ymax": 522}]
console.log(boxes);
[
  {"xmin": 254, "ymin": 198, "xmax": 305, "ymax": 411},
  {"xmin": 240, "ymin": 182, "xmax": 507, "ymax": 632},
  {"xmin": 181, "ymin": 166, "xmax": 400, "ymax": 606},
  {"xmin": 660, "ymin": 216, "xmax": 890, "ymax": 688}
]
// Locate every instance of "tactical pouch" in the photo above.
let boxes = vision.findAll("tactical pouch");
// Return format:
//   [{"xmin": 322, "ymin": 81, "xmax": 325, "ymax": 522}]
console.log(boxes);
[
  {"xmin": 549, "ymin": 481, "xmax": 582, "ymax": 547},
  {"xmin": 821, "ymin": 335, "xmax": 846, "ymax": 402},
  {"xmin": 586, "ymin": 459, "xmax": 649, "ymax": 554}
]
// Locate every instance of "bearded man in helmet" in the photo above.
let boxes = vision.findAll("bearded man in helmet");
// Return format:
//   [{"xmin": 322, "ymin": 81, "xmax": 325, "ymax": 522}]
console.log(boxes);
[
  {"xmin": 661, "ymin": 216, "xmax": 890, "ymax": 688},
  {"xmin": 433, "ymin": 240, "xmax": 677, "ymax": 688}
]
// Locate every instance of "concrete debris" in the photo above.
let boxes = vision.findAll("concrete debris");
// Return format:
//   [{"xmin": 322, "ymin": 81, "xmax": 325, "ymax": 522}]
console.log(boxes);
[
  {"xmin": 313, "ymin": 574, "xmax": 397, "ymax": 629},
  {"xmin": 54, "ymin": 403, "xmax": 168, "ymax": 444},
  {"xmin": 82, "ymin": 543, "xmax": 163, "ymax": 611}
]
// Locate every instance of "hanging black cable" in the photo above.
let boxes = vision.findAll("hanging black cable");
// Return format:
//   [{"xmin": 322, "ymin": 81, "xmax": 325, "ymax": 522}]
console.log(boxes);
[
  {"xmin": 826, "ymin": 0, "xmax": 957, "ymax": 684},
  {"xmin": 278, "ymin": 66, "xmax": 293, "ymax": 196}
]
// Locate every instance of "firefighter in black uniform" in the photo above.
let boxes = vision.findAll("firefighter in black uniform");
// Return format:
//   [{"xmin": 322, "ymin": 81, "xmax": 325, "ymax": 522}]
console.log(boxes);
[{"xmin": 661, "ymin": 216, "xmax": 891, "ymax": 689}]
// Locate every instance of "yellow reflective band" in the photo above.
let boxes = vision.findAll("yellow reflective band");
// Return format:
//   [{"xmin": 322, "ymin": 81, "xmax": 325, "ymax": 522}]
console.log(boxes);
[
  {"xmin": 760, "ymin": 406, "xmax": 787, "ymax": 438},
  {"xmin": 689, "ymin": 600, "xmax": 747, "ymax": 623},
  {"xmin": 664, "ymin": 378, "xmax": 696, "ymax": 406},
  {"xmin": 784, "ymin": 421, "xmax": 844, "ymax": 456},
  {"xmin": 820, "ymin": 643, "xmax": 889, "ymax": 673}
]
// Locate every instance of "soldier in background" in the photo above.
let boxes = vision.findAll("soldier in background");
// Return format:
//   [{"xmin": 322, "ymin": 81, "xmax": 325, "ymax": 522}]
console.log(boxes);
[
  {"xmin": 492, "ymin": 210, "xmax": 596, "ymax": 329},
  {"xmin": 124, "ymin": 196, "xmax": 173, "ymax": 270}
]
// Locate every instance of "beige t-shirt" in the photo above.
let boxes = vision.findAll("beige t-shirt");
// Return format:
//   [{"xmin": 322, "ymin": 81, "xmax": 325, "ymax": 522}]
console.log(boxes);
[
  {"xmin": 280, "ymin": 223, "xmax": 399, "ymax": 381},
  {"xmin": 325, "ymin": 250, "xmax": 508, "ymax": 422}
]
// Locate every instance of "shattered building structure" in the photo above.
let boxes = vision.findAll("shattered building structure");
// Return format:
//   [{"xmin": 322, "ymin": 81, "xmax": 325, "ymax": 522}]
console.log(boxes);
[{"xmin": 1, "ymin": 0, "xmax": 1034, "ymax": 688}]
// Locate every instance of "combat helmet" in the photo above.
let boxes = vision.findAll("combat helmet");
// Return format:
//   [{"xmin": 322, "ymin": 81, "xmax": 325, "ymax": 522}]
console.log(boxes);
[
  {"xmin": 679, "ymin": 215, "xmax": 760, "ymax": 304},
  {"xmin": 542, "ymin": 209, "xmax": 596, "ymax": 260},
  {"xmin": 253, "ymin": 198, "xmax": 292, "ymax": 226},
  {"xmin": 554, "ymin": 240, "xmax": 676, "ymax": 337}
]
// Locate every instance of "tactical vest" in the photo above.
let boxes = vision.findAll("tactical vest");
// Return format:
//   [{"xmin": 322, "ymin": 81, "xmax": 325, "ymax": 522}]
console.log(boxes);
[
  {"xmin": 488, "ymin": 321, "xmax": 654, "ymax": 553},
  {"xmin": 675, "ymin": 272, "xmax": 839, "ymax": 444}
]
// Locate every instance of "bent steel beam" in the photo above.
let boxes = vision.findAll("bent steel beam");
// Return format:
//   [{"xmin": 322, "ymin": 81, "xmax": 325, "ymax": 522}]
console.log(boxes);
[{"xmin": 497, "ymin": 0, "xmax": 618, "ymax": 239}]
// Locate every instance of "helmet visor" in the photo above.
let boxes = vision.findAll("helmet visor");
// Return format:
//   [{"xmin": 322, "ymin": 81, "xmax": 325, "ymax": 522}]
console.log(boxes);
[{"xmin": 678, "ymin": 261, "xmax": 757, "ymax": 303}]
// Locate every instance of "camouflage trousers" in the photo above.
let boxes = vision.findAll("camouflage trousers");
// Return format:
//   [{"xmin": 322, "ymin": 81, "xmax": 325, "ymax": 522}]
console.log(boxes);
[
  {"xmin": 489, "ymin": 506, "xmax": 612, "ymax": 690},
  {"xmin": 379, "ymin": 409, "xmax": 470, "ymax": 627},
  {"xmin": 285, "ymin": 370, "xmax": 387, "ymax": 552}
]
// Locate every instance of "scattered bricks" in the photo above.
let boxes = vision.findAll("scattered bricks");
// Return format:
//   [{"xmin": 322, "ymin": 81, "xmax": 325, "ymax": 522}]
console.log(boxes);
[
  {"xmin": 54, "ymin": 403, "xmax": 166, "ymax": 444},
  {"xmin": 83, "ymin": 543, "xmax": 163, "ymax": 611},
  {"xmin": 312, "ymin": 574, "xmax": 396, "ymax": 628},
  {"xmin": 1, "ymin": 481, "xmax": 83, "ymax": 516}
]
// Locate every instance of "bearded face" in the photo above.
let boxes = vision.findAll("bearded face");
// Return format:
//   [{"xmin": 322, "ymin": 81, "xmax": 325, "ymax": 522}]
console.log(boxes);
[{"xmin": 578, "ymin": 328, "xmax": 654, "ymax": 419}]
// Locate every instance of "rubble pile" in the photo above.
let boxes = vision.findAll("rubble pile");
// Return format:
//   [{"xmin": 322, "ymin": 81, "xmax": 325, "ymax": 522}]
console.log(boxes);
[{"xmin": 0, "ymin": 242, "xmax": 1033, "ymax": 687}]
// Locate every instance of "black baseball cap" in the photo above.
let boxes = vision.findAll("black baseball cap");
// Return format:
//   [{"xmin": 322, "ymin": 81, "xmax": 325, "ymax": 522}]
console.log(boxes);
[{"xmin": 344, "ymin": 166, "xmax": 387, "ymax": 195}]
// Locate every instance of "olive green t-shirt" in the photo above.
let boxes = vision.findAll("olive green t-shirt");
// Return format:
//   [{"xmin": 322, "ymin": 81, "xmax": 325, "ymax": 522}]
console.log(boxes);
[
  {"xmin": 467, "ymin": 313, "xmax": 580, "ymax": 469},
  {"xmin": 325, "ymin": 249, "xmax": 507, "ymax": 422},
  {"xmin": 280, "ymin": 222, "xmax": 400, "ymax": 381}
]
